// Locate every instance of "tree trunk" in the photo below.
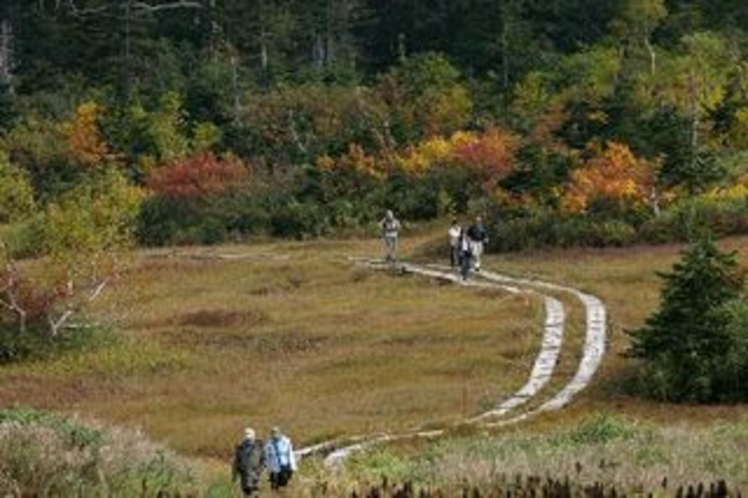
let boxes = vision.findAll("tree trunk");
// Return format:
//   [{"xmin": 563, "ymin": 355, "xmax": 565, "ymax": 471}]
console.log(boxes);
[
  {"xmin": 688, "ymin": 70, "xmax": 699, "ymax": 195},
  {"xmin": 260, "ymin": 27, "xmax": 268, "ymax": 74},
  {"xmin": 122, "ymin": 0, "xmax": 132, "ymax": 90},
  {"xmin": 645, "ymin": 37, "xmax": 656, "ymax": 78},
  {"xmin": 0, "ymin": 19, "xmax": 14, "ymax": 96}
]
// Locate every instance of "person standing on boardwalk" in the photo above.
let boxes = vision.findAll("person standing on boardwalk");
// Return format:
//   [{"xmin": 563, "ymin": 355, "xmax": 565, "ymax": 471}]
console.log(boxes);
[
  {"xmin": 379, "ymin": 210, "xmax": 402, "ymax": 262},
  {"xmin": 459, "ymin": 228, "xmax": 474, "ymax": 280},
  {"xmin": 232, "ymin": 427, "xmax": 265, "ymax": 497},
  {"xmin": 466, "ymin": 215, "xmax": 489, "ymax": 272},
  {"xmin": 264, "ymin": 426, "xmax": 297, "ymax": 491},
  {"xmin": 448, "ymin": 218, "xmax": 462, "ymax": 268}
]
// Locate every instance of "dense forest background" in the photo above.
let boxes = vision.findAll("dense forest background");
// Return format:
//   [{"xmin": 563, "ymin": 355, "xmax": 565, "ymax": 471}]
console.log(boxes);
[{"xmin": 3, "ymin": 0, "xmax": 748, "ymax": 249}]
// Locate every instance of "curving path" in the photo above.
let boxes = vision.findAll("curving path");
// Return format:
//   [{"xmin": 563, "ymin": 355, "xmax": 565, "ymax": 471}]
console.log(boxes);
[{"xmin": 296, "ymin": 259, "xmax": 607, "ymax": 465}]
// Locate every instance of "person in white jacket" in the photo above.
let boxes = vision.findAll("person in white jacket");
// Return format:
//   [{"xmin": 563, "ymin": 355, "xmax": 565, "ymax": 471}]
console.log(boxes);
[
  {"xmin": 264, "ymin": 426, "xmax": 297, "ymax": 490},
  {"xmin": 379, "ymin": 210, "xmax": 402, "ymax": 262}
]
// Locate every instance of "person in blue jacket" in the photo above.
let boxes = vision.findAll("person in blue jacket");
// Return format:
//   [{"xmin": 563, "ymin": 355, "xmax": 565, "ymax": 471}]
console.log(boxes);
[{"xmin": 264, "ymin": 426, "xmax": 297, "ymax": 490}]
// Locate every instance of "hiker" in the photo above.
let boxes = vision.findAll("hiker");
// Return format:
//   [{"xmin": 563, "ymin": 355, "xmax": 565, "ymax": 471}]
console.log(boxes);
[
  {"xmin": 466, "ymin": 215, "xmax": 489, "ymax": 272},
  {"xmin": 232, "ymin": 427, "xmax": 265, "ymax": 497},
  {"xmin": 459, "ymin": 228, "xmax": 473, "ymax": 281},
  {"xmin": 448, "ymin": 218, "xmax": 462, "ymax": 268},
  {"xmin": 264, "ymin": 426, "xmax": 297, "ymax": 491},
  {"xmin": 379, "ymin": 210, "xmax": 402, "ymax": 262}
]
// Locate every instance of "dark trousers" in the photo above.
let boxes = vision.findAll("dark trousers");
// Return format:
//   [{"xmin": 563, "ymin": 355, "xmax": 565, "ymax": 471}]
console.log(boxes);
[
  {"xmin": 239, "ymin": 474, "xmax": 260, "ymax": 497},
  {"xmin": 450, "ymin": 245, "xmax": 460, "ymax": 267},
  {"xmin": 460, "ymin": 252, "xmax": 473, "ymax": 280},
  {"xmin": 270, "ymin": 467, "xmax": 293, "ymax": 490}
]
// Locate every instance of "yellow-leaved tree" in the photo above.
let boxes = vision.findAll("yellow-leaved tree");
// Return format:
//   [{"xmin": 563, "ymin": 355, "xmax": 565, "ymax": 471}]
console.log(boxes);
[{"xmin": 1, "ymin": 167, "xmax": 143, "ymax": 341}]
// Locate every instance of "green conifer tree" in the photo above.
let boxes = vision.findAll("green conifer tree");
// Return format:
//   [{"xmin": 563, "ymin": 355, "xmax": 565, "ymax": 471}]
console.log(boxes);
[{"xmin": 627, "ymin": 237, "xmax": 745, "ymax": 402}]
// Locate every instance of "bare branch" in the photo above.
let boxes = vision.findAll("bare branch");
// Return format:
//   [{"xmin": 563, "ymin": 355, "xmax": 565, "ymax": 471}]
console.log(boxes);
[
  {"xmin": 0, "ymin": 297, "xmax": 14, "ymax": 312},
  {"xmin": 287, "ymin": 110, "xmax": 309, "ymax": 155},
  {"xmin": 65, "ymin": 0, "xmax": 205, "ymax": 18},
  {"xmin": 65, "ymin": 0, "xmax": 115, "ymax": 16},
  {"xmin": 47, "ymin": 278, "xmax": 109, "ymax": 336},
  {"xmin": 131, "ymin": 1, "xmax": 205, "ymax": 12},
  {"xmin": 0, "ymin": 268, "xmax": 28, "ymax": 335},
  {"xmin": 48, "ymin": 309, "xmax": 74, "ymax": 337},
  {"xmin": 86, "ymin": 279, "xmax": 109, "ymax": 303}
]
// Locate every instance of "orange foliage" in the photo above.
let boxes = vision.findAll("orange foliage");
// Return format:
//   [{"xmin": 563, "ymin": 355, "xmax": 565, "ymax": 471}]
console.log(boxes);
[
  {"xmin": 562, "ymin": 141, "xmax": 655, "ymax": 213},
  {"xmin": 147, "ymin": 152, "xmax": 248, "ymax": 200},
  {"xmin": 527, "ymin": 102, "xmax": 569, "ymax": 155},
  {"xmin": 66, "ymin": 102, "xmax": 111, "ymax": 167},
  {"xmin": 453, "ymin": 128, "xmax": 520, "ymax": 192},
  {"xmin": 317, "ymin": 144, "xmax": 386, "ymax": 179}
]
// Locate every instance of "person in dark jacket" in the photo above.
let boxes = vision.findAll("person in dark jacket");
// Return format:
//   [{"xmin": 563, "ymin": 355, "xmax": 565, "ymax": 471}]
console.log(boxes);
[
  {"xmin": 466, "ymin": 215, "xmax": 489, "ymax": 271},
  {"xmin": 233, "ymin": 427, "xmax": 265, "ymax": 497}
]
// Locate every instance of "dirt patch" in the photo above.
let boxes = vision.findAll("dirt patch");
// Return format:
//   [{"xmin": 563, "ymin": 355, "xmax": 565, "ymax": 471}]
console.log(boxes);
[
  {"xmin": 247, "ymin": 275, "xmax": 306, "ymax": 296},
  {"xmin": 162, "ymin": 328, "xmax": 329, "ymax": 353},
  {"xmin": 350, "ymin": 268, "xmax": 373, "ymax": 283},
  {"xmin": 176, "ymin": 309, "xmax": 270, "ymax": 328}
]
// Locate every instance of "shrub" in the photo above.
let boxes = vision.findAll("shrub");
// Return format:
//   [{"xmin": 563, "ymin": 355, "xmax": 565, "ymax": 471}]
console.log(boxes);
[
  {"xmin": 562, "ymin": 413, "xmax": 639, "ymax": 445},
  {"xmin": 0, "ymin": 154, "xmax": 36, "ymax": 224},
  {"xmin": 136, "ymin": 191, "xmax": 272, "ymax": 246},
  {"xmin": 147, "ymin": 152, "xmax": 248, "ymax": 200},
  {"xmin": 639, "ymin": 195, "xmax": 748, "ymax": 244},
  {"xmin": 488, "ymin": 211, "xmax": 637, "ymax": 252},
  {"xmin": 626, "ymin": 237, "xmax": 746, "ymax": 402},
  {"xmin": 0, "ymin": 408, "xmax": 195, "ymax": 496},
  {"xmin": 1, "ymin": 217, "xmax": 47, "ymax": 259},
  {"xmin": 489, "ymin": 210, "xmax": 563, "ymax": 252},
  {"xmin": 710, "ymin": 299, "xmax": 748, "ymax": 399},
  {"xmin": 0, "ymin": 322, "xmax": 112, "ymax": 365},
  {"xmin": 268, "ymin": 199, "xmax": 330, "ymax": 239},
  {"xmin": 561, "ymin": 141, "xmax": 654, "ymax": 217}
]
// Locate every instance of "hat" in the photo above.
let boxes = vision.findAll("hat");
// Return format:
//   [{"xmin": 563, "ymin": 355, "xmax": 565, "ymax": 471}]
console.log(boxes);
[
  {"xmin": 271, "ymin": 426, "xmax": 281, "ymax": 437},
  {"xmin": 244, "ymin": 427, "xmax": 256, "ymax": 440}
]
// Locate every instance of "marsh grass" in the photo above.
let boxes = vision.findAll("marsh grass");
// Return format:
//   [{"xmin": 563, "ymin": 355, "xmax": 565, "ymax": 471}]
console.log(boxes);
[
  {"xmin": 4, "ymin": 232, "xmax": 748, "ymax": 495},
  {"xmin": 334, "ymin": 413, "xmax": 748, "ymax": 494},
  {"xmin": 0, "ymin": 407, "xmax": 196, "ymax": 496},
  {"xmin": 0, "ymin": 237, "xmax": 543, "ymax": 458}
]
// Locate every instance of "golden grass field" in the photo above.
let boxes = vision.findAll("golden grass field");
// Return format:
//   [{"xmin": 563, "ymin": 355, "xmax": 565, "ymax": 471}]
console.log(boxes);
[
  {"xmin": 0, "ymin": 234, "xmax": 546, "ymax": 460},
  {"xmin": 3, "ymin": 228, "xmax": 748, "ymax": 495}
]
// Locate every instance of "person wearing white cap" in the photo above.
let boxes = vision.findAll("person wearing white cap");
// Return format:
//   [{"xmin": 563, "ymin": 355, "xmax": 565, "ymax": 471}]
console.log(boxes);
[
  {"xmin": 379, "ymin": 210, "xmax": 402, "ymax": 263},
  {"xmin": 232, "ymin": 427, "xmax": 265, "ymax": 497},
  {"xmin": 264, "ymin": 426, "xmax": 297, "ymax": 490}
]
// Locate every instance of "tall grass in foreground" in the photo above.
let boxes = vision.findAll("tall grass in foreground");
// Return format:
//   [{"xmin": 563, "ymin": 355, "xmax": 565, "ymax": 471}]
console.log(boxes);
[
  {"xmin": 332, "ymin": 413, "xmax": 748, "ymax": 494},
  {"xmin": 0, "ymin": 408, "xmax": 196, "ymax": 496}
]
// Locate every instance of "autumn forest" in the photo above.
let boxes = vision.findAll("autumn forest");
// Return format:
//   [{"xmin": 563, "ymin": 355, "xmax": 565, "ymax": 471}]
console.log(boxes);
[{"xmin": 1, "ymin": 0, "xmax": 748, "ymax": 249}]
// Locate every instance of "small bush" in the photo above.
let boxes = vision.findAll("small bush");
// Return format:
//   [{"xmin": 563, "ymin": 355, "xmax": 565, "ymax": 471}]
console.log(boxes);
[
  {"xmin": 0, "ymin": 323, "xmax": 113, "ymax": 365},
  {"xmin": 488, "ymin": 211, "xmax": 637, "ymax": 252},
  {"xmin": 0, "ymin": 408, "xmax": 195, "ymax": 496},
  {"xmin": 0, "ymin": 217, "xmax": 47, "ymax": 259},
  {"xmin": 268, "ymin": 200, "xmax": 330, "ymax": 239},
  {"xmin": 639, "ymin": 195, "xmax": 748, "ymax": 244},
  {"xmin": 136, "ymin": 191, "xmax": 271, "ymax": 246},
  {"xmin": 562, "ymin": 413, "xmax": 639, "ymax": 445}
]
